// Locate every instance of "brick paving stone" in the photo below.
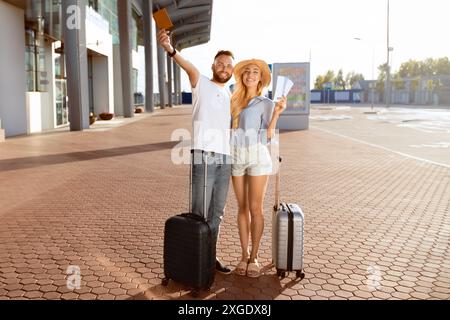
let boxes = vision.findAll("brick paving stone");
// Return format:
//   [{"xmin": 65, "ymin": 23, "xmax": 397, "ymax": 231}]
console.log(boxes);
[
  {"xmin": 295, "ymin": 289, "xmax": 316, "ymax": 298},
  {"xmin": 42, "ymin": 292, "xmax": 62, "ymax": 300},
  {"xmin": 109, "ymin": 288, "xmax": 127, "ymax": 296},
  {"xmin": 7, "ymin": 290, "xmax": 25, "ymax": 298},
  {"xmin": 4, "ymin": 284, "xmax": 23, "ymax": 291},
  {"xmin": 430, "ymin": 292, "xmax": 450, "ymax": 299},
  {"xmin": 78, "ymin": 293, "xmax": 97, "ymax": 300},
  {"xmin": 22, "ymin": 284, "xmax": 40, "ymax": 291},
  {"xmin": 316, "ymin": 290, "xmax": 335, "ymax": 298},
  {"xmin": 372, "ymin": 291, "xmax": 393, "ymax": 300},
  {"xmin": 410, "ymin": 292, "xmax": 432, "ymax": 300},
  {"xmin": 392, "ymin": 292, "xmax": 412, "ymax": 300},
  {"xmin": 23, "ymin": 291, "xmax": 44, "ymax": 299},
  {"xmin": 309, "ymin": 278, "xmax": 327, "ymax": 286}
]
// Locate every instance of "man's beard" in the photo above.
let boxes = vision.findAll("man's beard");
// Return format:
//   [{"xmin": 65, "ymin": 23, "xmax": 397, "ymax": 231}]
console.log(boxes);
[{"xmin": 213, "ymin": 71, "xmax": 232, "ymax": 84}]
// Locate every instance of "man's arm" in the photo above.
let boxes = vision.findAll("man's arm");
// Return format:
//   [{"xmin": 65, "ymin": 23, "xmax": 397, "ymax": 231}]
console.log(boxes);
[{"xmin": 157, "ymin": 29, "xmax": 200, "ymax": 88}]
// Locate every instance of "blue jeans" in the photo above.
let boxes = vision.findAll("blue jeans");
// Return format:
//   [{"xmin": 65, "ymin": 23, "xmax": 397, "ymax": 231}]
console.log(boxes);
[{"xmin": 191, "ymin": 150, "xmax": 231, "ymax": 247}]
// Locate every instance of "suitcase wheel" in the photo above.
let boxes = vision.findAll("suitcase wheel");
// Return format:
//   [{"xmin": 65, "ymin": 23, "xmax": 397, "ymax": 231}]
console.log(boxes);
[
  {"xmin": 296, "ymin": 270, "xmax": 305, "ymax": 280},
  {"xmin": 161, "ymin": 278, "xmax": 170, "ymax": 286},
  {"xmin": 277, "ymin": 270, "xmax": 286, "ymax": 279},
  {"xmin": 191, "ymin": 289, "xmax": 200, "ymax": 298}
]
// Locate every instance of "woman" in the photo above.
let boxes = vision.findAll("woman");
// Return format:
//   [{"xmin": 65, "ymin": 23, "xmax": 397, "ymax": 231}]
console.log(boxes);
[{"xmin": 231, "ymin": 59, "xmax": 287, "ymax": 277}]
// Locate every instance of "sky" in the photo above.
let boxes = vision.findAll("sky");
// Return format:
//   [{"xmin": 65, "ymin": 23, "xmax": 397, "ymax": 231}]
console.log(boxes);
[{"xmin": 174, "ymin": 0, "xmax": 450, "ymax": 92}]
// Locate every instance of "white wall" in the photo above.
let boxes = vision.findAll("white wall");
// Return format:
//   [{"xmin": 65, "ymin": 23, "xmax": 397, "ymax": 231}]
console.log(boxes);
[
  {"xmin": 86, "ymin": 6, "xmax": 114, "ymax": 115},
  {"xmin": 136, "ymin": 45, "xmax": 146, "ymax": 95},
  {"xmin": 26, "ymin": 92, "xmax": 50, "ymax": 133},
  {"xmin": 0, "ymin": 1, "xmax": 27, "ymax": 137},
  {"xmin": 92, "ymin": 56, "xmax": 111, "ymax": 114}
]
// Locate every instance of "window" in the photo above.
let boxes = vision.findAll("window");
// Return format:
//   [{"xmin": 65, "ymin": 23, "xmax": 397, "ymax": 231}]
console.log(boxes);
[
  {"xmin": 131, "ymin": 9, "xmax": 144, "ymax": 51},
  {"xmin": 97, "ymin": 0, "xmax": 119, "ymax": 44},
  {"xmin": 25, "ymin": 29, "xmax": 48, "ymax": 92}
]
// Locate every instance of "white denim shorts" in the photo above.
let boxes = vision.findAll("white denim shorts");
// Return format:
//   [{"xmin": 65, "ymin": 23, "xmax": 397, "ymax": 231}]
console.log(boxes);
[{"xmin": 231, "ymin": 143, "xmax": 273, "ymax": 176}]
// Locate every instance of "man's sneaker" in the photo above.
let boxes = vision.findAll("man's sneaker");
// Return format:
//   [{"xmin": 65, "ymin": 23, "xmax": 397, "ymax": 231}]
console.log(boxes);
[{"xmin": 215, "ymin": 259, "xmax": 232, "ymax": 274}]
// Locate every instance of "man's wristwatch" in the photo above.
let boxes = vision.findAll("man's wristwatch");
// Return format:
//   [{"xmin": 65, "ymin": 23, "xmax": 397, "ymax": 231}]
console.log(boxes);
[{"xmin": 168, "ymin": 48, "xmax": 177, "ymax": 57}]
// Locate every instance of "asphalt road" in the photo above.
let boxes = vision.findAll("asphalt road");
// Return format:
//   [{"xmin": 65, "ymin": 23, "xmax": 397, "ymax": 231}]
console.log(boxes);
[{"xmin": 310, "ymin": 104, "xmax": 450, "ymax": 168}]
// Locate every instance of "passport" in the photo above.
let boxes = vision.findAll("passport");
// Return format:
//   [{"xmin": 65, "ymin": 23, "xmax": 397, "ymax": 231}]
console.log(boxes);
[{"xmin": 153, "ymin": 8, "xmax": 173, "ymax": 30}]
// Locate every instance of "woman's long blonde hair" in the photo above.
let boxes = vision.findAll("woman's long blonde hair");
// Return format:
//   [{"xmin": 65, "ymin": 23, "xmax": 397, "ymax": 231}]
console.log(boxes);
[{"xmin": 231, "ymin": 73, "xmax": 264, "ymax": 129}]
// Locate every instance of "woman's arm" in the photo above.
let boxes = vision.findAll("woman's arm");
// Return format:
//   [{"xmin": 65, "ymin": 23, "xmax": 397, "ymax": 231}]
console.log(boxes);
[{"xmin": 267, "ymin": 96, "xmax": 287, "ymax": 139}]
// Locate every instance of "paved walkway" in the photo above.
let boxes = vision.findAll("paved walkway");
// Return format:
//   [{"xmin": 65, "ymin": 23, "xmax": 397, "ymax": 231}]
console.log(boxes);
[{"xmin": 0, "ymin": 106, "xmax": 449, "ymax": 300}]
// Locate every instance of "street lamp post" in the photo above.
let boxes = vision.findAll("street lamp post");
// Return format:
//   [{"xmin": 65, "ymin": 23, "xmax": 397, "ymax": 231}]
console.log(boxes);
[
  {"xmin": 386, "ymin": 0, "xmax": 391, "ymax": 107},
  {"xmin": 370, "ymin": 48, "xmax": 375, "ymax": 110}
]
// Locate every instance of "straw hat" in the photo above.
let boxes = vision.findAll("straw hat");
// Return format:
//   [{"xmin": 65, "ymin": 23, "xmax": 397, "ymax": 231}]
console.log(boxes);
[{"xmin": 234, "ymin": 59, "xmax": 271, "ymax": 88}]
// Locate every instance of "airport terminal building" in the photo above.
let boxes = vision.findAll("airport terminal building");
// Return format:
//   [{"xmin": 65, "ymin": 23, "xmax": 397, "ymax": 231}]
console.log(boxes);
[{"xmin": 0, "ymin": 0, "xmax": 212, "ymax": 139}]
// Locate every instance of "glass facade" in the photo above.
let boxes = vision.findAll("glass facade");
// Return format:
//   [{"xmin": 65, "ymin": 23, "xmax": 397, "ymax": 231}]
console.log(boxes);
[
  {"xmin": 25, "ymin": 0, "xmax": 59, "ymax": 92},
  {"xmin": 25, "ymin": 0, "xmax": 119, "ymax": 44},
  {"xmin": 54, "ymin": 46, "xmax": 69, "ymax": 126},
  {"xmin": 26, "ymin": 0, "xmax": 63, "ymax": 41},
  {"xmin": 25, "ymin": 28, "xmax": 47, "ymax": 92},
  {"xmin": 23, "ymin": 0, "xmax": 145, "ymax": 108},
  {"xmin": 95, "ymin": 0, "xmax": 119, "ymax": 44},
  {"xmin": 132, "ymin": 9, "xmax": 144, "ymax": 51},
  {"xmin": 93, "ymin": 0, "xmax": 142, "ymax": 47}
]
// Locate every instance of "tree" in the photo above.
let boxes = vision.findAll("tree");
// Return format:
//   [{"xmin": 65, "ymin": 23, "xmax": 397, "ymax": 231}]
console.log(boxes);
[
  {"xmin": 376, "ymin": 63, "xmax": 388, "ymax": 94},
  {"xmin": 345, "ymin": 72, "xmax": 365, "ymax": 89},
  {"xmin": 435, "ymin": 57, "xmax": 450, "ymax": 75},
  {"xmin": 426, "ymin": 79, "xmax": 435, "ymax": 91},
  {"xmin": 334, "ymin": 69, "xmax": 346, "ymax": 90},
  {"xmin": 397, "ymin": 57, "xmax": 450, "ymax": 78},
  {"xmin": 393, "ymin": 73, "xmax": 405, "ymax": 90},
  {"xmin": 314, "ymin": 70, "xmax": 335, "ymax": 90},
  {"xmin": 314, "ymin": 75, "xmax": 325, "ymax": 90},
  {"xmin": 398, "ymin": 59, "xmax": 421, "ymax": 78},
  {"xmin": 410, "ymin": 78, "xmax": 420, "ymax": 92}
]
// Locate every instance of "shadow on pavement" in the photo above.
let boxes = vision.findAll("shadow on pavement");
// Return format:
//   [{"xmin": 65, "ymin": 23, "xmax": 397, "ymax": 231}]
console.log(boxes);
[
  {"xmin": 0, "ymin": 141, "xmax": 178, "ymax": 172},
  {"xmin": 128, "ymin": 262, "xmax": 305, "ymax": 300}
]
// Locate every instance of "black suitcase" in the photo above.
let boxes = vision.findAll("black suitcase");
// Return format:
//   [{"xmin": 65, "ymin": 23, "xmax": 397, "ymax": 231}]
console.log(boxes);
[
  {"xmin": 272, "ymin": 157, "xmax": 305, "ymax": 279},
  {"xmin": 162, "ymin": 151, "xmax": 215, "ymax": 296}
]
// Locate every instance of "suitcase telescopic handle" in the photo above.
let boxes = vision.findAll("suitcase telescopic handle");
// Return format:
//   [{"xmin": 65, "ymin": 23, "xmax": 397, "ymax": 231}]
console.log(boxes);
[
  {"xmin": 274, "ymin": 156, "xmax": 282, "ymax": 211},
  {"xmin": 189, "ymin": 150, "xmax": 208, "ymax": 221}
]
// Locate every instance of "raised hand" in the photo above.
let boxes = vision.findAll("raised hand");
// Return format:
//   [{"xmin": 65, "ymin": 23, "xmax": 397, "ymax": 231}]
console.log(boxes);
[
  {"xmin": 157, "ymin": 29, "xmax": 173, "ymax": 53},
  {"xmin": 274, "ymin": 96, "xmax": 287, "ymax": 115}
]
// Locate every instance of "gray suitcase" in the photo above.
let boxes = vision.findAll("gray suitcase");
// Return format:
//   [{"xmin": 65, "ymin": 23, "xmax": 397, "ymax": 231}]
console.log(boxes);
[{"xmin": 272, "ymin": 157, "xmax": 305, "ymax": 279}]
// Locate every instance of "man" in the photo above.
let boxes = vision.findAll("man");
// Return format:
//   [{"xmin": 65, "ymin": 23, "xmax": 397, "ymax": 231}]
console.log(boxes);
[{"xmin": 157, "ymin": 29, "xmax": 234, "ymax": 274}]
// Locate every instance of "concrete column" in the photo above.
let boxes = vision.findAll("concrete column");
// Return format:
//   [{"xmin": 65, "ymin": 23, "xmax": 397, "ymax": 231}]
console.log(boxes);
[
  {"xmin": 143, "ymin": 0, "xmax": 154, "ymax": 112},
  {"xmin": 166, "ymin": 54, "xmax": 173, "ymax": 107},
  {"xmin": 62, "ymin": 0, "xmax": 89, "ymax": 130},
  {"xmin": 176, "ymin": 62, "xmax": 182, "ymax": 104},
  {"xmin": 156, "ymin": 34, "xmax": 166, "ymax": 109},
  {"xmin": 0, "ymin": 118, "xmax": 4, "ymax": 142},
  {"xmin": 118, "ymin": 0, "xmax": 134, "ymax": 118},
  {"xmin": 172, "ymin": 60, "xmax": 179, "ymax": 105},
  {"xmin": 173, "ymin": 61, "xmax": 181, "ymax": 105}
]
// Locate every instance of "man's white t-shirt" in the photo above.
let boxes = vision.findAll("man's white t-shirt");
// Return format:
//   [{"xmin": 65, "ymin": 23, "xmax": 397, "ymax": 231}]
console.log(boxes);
[{"xmin": 191, "ymin": 75, "xmax": 231, "ymax": 156}]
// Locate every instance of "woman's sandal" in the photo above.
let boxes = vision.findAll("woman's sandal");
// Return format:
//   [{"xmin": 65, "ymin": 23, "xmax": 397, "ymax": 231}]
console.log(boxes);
[
  {"xmin": 234, "ymin": 260, "xmax": 248, "ymax": 276},
  {"xmin": 246, "ymin": 260, "xmax": 261, "ymax": 278}
]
